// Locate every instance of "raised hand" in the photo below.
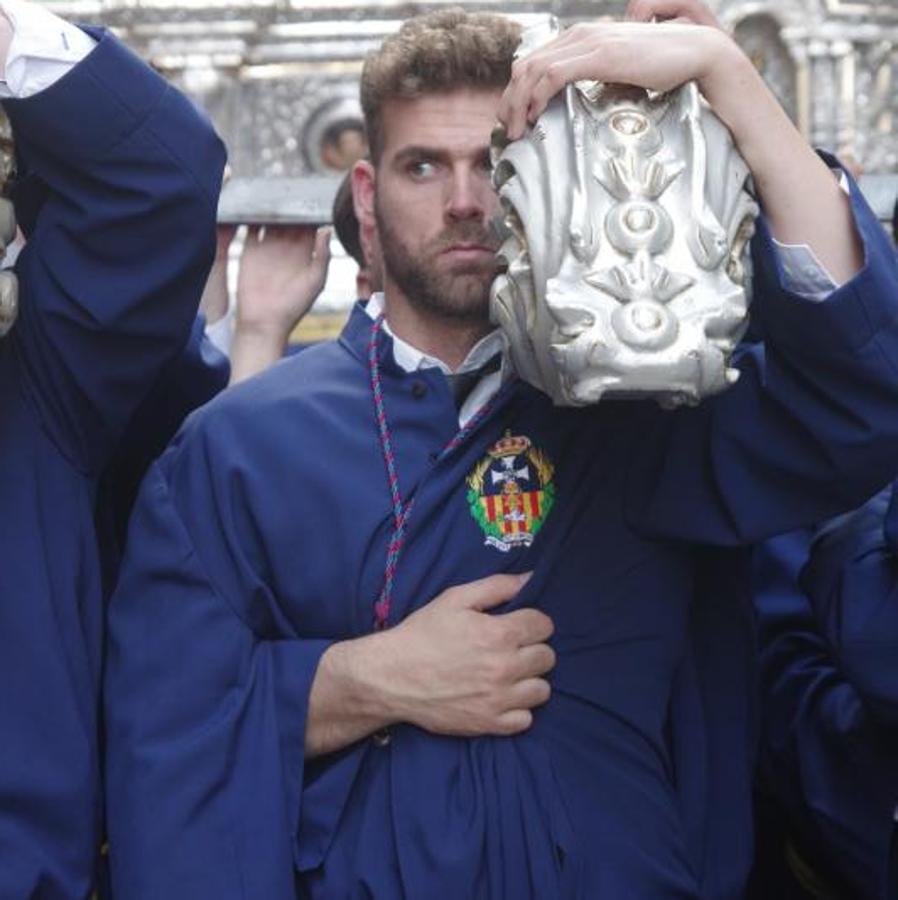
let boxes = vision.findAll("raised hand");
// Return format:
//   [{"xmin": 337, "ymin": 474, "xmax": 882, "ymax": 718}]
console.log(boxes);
[
  {"xmin": 497, "ymin": 20, "xmax": 733, "ymax": 140},
  {"xmin": 236, "ymin": 224, "xmax": 331, "ymax": 340},
  {"xmin": 230, "ymin": 224, "xmax": 331, "ymax": 383},
  {"xmin": 496, "ymin": 14, "xmax": 861, "ymax": 282}
]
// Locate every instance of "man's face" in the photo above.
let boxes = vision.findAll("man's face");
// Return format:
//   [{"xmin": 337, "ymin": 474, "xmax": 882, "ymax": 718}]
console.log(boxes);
[{"xmin": 372, "ymin": 89, "xmax": 502, "ymax": 325}]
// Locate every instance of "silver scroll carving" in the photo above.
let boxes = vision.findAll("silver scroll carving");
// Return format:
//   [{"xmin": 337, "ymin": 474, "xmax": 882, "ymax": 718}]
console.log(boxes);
[
  {"xmin": 0, "ymin": 197, "xmax": 18, "ymax": 338},
  {"xmin": 490, "ymin": 20, "xmax": 759, "ymax": 407}
]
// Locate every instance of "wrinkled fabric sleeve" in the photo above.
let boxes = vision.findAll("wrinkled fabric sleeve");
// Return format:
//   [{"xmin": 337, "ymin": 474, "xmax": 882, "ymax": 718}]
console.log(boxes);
[
  {"xmin": 754, "ymin": 529, "xmax": 898, "ymax": 897},
  {"xmin": 627, "ymin": 173, "xmax": 898, "ymax": 545},
  {"xmin": 4, "ymin": 28, "xmax": 225, "ymax": 473},
  {"xmin": 105, "ymin": 458, "xmax": 332, "ymax": 899},
  {"xmin": 801, "ymin": 486, "xmax": 898, "ymax": 727}
]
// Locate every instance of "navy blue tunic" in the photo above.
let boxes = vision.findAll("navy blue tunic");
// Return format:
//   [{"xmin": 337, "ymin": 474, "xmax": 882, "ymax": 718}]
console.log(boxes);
[
  {"xmin": 107, "ymin": 185, "xmax": 898, "ymax": 898},
  {"xmin": 0, "ymin": 30, "xmax": 225, "ymax": 898},
  {"xmin": 753, "ymin": 488, "xmax": 898, "ymax": 898},
  {"xmin": 96, "ymin": 315, "xmax": 230, "ymax": 594}
]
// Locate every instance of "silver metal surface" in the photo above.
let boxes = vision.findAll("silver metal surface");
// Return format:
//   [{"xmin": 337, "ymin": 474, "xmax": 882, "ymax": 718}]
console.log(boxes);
[
  {"xmin": 490, "ymin": 20, "xmax": 758, "ymax": 407},
  {"xmin": 0, "ymin": 198, "xmax": 18, "ymax": 338}
]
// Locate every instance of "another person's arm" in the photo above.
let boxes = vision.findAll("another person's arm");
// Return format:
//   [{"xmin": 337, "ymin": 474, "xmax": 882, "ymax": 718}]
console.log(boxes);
[
  {"xmin": 753, "ymin": 528, "xmax": 898, "ymax": 898},
  {"xmin": 3, "ymin": 5, "xmax": 225, "ymax": 471},
  {"xmin": 229, "ymin": 224, "xmax": 331, "ymax": 383},
  {"xmin": 800, "ymin": 486, "xmax": 898, "ymax": 727}
]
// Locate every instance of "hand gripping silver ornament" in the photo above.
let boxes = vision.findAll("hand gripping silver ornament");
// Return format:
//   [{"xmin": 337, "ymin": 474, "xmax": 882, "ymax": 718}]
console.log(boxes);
[{"xmin": 490, "ymin": 20, "xmax": 759, "ymax": 407}]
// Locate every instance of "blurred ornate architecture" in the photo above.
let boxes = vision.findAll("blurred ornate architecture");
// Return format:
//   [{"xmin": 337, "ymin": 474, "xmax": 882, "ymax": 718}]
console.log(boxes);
[{"xmin": 44, "ymin": 0, "xmax": 898, "ymax": 176}]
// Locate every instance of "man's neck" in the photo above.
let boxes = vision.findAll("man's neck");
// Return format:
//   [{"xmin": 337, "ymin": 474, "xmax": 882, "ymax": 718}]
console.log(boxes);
[{"xmin": 381, "ymin": 292, "xmax": 493, "ymax": 372}]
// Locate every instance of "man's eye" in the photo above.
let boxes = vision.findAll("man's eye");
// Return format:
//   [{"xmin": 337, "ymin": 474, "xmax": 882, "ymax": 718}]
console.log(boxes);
[{"xmin": 409, "ymin": 160, "xmax": 436, "ymax": 177}]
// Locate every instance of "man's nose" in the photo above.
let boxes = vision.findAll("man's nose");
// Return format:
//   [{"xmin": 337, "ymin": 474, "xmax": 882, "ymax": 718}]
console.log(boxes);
[{"xmin": 446, "ymin": 169, "xmax": 489, "ymax": 221}]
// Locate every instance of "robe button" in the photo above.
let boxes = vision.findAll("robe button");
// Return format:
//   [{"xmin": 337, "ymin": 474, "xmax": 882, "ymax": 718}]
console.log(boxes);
[
  {"xmin": 411, "ymin": 382, "xmax": 427, "ymax": 399},
  {"xmin": 372, "ymin": 727, "xmax": 392, "ymax": 747}
]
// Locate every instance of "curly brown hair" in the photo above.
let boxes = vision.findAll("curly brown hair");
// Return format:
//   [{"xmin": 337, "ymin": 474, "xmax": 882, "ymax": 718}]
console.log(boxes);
[{"xmin": 361, "ymin": 8, "xmax": 521, "ymax": 162}]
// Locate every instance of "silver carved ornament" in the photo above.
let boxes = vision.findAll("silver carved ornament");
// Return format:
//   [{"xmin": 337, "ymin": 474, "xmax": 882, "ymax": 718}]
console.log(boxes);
[
  {"xmin": 0, "ymin": 107, "xmax": 18, "ymax": 338},
  {"xmin": 490, "ymin": 21, "xmax": 759, "ymax": 407},
  {"xmin": 0, "ymin": 198, "xmax": 17, "ymax": 338}
]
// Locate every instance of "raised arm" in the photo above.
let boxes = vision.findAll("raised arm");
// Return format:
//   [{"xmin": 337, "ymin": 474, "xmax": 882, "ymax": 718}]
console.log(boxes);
[
  {"xmin": 498, "ymin": 12, "xmax": 861, "ymax": 283},
  {"xmin": 3, "ymin": 13, "xmax": 225, "ymax": 471}
]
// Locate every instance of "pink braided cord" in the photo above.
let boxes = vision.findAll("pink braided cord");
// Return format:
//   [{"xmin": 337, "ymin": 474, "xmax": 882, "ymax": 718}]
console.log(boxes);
[{"xmin": 367, "ymin": 315, "xmax": 496, "ymax": 629}]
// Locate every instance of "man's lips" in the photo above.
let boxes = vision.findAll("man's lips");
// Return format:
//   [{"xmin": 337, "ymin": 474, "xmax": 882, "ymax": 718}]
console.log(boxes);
[{"xmin": 441, "ymin": 243, "xmax": 497, "ymax": 259}]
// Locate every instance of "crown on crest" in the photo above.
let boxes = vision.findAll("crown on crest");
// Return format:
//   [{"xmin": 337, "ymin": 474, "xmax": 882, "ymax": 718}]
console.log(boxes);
[{"xmin": 488, "ymin": 432, "xmax": 531, "ymax": 459}]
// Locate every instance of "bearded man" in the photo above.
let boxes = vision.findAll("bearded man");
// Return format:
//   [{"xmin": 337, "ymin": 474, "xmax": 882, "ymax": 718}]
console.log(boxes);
[{"xmin": 105, "ymin": 5, "xmax": 898, "ymax": 898}]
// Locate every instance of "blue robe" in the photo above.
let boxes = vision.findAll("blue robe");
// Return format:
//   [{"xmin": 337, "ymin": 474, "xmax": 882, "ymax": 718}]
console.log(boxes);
[
  {"xmin": 106, "ymin": 183, "xmax": 898, "ymax": 899},
  {"xmin": 753, "ymin": 488, "xmax": 898, "ymax": 898},
  {"xmin": 0, "ymin": 30, "xmax": 225, "ymax": 898},
  {"xmin": 96, "ymin": 315, "xmax": 230, "ymax": 594}
]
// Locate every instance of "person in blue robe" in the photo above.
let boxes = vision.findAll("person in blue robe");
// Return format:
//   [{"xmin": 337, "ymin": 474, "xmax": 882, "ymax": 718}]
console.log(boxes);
[
  {"xmin": 105, "ymin": 9, "xmax": 898, "ymax": 898},
  {"xmin": 752, "ymin": 489, "xmax": 898, "ymax": 898},
  {"xmin": 0, "ymin": 3, "xmax": 226, "ymax": 895}
]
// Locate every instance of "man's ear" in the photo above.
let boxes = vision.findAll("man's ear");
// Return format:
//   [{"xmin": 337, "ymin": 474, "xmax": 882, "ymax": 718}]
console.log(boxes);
[{"xmin": 351, "ymin": 159, "xmax": 376, "ymax": 232}]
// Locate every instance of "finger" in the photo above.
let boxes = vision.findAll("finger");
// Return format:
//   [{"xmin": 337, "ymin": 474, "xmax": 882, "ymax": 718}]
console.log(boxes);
[
  {"xmin": 498, "ymin": 23, "xmax": 598, "ymax": 135},
  {"xmin": 628, "ymin": 0, "xmax": 720, "ymax": 27},
  {"xmin": 446, "ymin": 571, "xmax": 532, "ymax": 611},
  {"xmin": 502, "ymin": 607, "xmax": 554, "ymax": 645},
  {"xmin": 626, "ymin": 0, "xmax": 656, "ymax": 21},
  {"xmin": 506, "ymin": 677, "xmax": 552, "ymax": 711},
  {"xmin": 313, "ymin": 225, "xmax": 333, "ymax": 264},
  {"xmin": 510, "ymin": 642, "xmax": 557, "ymax": 679},
  {"xmin": 524, "ymin": 46, "xmax": 628, "ymax": 129},
  {"xmin": 491, "ymin": 708, "xmax": 533, "ymax": 736},
  {"xmin": 267, "ymin": 224, "xmax": 307, "ymax": 243},
  {"xmin": 216, "ymin": 224, "xmax": 237, "ymax": 245},
  {"xmin": 503, "ymin": 38, "xmax": 609, "ymax": 139}
]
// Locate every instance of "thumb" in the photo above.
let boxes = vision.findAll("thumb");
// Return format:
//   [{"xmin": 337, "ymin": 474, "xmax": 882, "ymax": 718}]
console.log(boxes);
[
  {"xmin": 452, "ymin": 571, "xmax": 532, "ymax": 612},
  {"xmin": 313, "ymin": 226, "xmax": 333, "ymax": 265}
]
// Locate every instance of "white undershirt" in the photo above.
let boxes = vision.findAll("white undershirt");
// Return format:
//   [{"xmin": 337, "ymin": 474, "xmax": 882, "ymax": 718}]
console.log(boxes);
[
  {"xmin": 0, "ymin": 0, "xmax": 95, "ymax": 99},
  {"xmin": 364, "ymin": 292, "xmax": 507, "ymax": 428}
]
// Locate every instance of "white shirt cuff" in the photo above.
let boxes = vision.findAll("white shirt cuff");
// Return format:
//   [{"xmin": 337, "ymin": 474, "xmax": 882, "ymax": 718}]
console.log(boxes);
[
  {"xmin": 767, "ymin": 169, "xmax": 851, "ymax": 303},
  {"xmin": 770, "ymin": 240, "xmax": 839, "ymax": 303},
  {"xmin": 0, "ymin": 0, "xmax": 95, "ymax": 99},
  {"xmin": 204, "ymin": 306, "xmax": 234, "ymax": 358}
]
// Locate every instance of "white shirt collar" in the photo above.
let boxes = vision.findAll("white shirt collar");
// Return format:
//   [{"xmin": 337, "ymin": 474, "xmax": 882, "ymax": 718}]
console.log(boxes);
[
  {"xmin": 364, "ymin": 292, "xmax": 506, "ymax": 375},
  {"xmin": 363, "ymin": 292, "xmax": 509, "ymax": 427}
]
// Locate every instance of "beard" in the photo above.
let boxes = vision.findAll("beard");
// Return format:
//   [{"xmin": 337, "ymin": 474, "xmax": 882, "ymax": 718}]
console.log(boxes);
[{"xmin": 375, "ymin": 194, "xmax": 499, "ymax": 325}]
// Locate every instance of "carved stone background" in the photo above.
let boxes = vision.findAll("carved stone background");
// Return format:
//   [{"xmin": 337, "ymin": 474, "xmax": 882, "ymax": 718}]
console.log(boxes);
[{"xmin": 44, "ymin": 0, "xmax": 898, "ymax": 176}]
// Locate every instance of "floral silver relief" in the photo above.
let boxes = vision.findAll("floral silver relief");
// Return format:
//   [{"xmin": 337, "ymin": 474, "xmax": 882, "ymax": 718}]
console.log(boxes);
[
  {"xmin": 0, "ymin": 198, "xmax": 17, "ymax": 339},
  {"xmin": 490, "ymin": 22, "xmax": 758, "ymax": 408}
]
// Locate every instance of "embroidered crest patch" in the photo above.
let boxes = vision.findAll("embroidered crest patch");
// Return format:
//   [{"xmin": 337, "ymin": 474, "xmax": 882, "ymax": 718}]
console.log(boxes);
[{"xmin": 466, "ymin": 431, "xmax": 555, "ymax": 552}]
